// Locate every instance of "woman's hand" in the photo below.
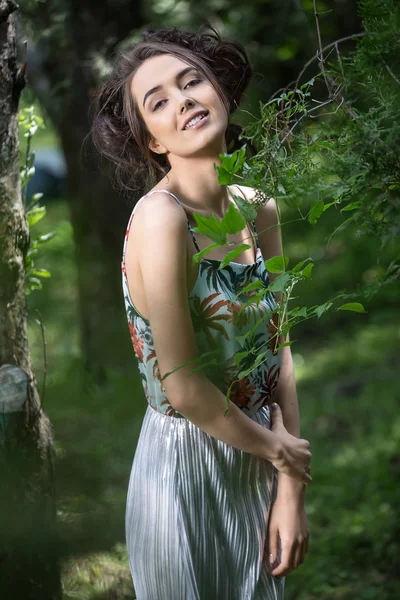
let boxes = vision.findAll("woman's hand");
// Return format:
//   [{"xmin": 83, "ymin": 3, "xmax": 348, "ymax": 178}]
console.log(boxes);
[
  {"xmin": 269, "ymin": 403, "xmax": 312, "ymax": 485},
  {"xmin": 266, "ymin": 487, "xmax": 310, "ymax": 578}
]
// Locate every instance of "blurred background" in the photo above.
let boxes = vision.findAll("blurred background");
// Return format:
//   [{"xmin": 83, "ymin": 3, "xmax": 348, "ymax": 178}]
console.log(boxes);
[{"xmin": 16, "ymin": 1, "xmax": 399, "ymax": 598}]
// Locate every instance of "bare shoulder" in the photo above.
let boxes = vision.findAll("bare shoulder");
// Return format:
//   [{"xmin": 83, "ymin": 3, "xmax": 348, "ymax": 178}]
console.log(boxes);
[
  {"xmin": 126, "ymin": 190, "xmax": 188, "ymax": 258},
  {"xmin": 124, "ymin": 189, "xmax": 190, "ymax": 301},
  {"xmin": 133, "ymin": 189, "xmax": 187, "ymax": 228}
]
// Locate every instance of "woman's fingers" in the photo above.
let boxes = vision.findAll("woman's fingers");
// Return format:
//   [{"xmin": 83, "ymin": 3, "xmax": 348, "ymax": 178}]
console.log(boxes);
[
  {"xmin": 271, "ymin": 538, "xmax": 295, "ymax": 578},
  {"xmin": 268, "ymin": 524, "xmax": 279, "ymax": 572},
  {"xmin": 293, "ymin": 538, "xmax": 306, "ymax": 569},
  {"xmin": 273, "ymin": 534, "xmax": 310, "ymax": 577}
]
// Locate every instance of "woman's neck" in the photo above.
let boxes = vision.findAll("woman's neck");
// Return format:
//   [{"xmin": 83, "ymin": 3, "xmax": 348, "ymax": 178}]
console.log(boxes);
[{"xmin": 160, "ymin": 155, "xmax": 232, "ymax": 219}]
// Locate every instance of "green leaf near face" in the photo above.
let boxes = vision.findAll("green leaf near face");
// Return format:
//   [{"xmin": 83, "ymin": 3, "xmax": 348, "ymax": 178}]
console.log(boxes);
[
  {"xmin": 222, "ymin": 202, "xmax": 246, "ymax": 234},
  {"xmin": 219, "ymin": 146, "xmax": 246, "ymax": 174},
  {"xmin": 192, "ymin": 213, "xmax": 227, "ymax": 245},
  {"xmin": 230, "ymin": 193, "xmax": 258, "ymax": 222}
]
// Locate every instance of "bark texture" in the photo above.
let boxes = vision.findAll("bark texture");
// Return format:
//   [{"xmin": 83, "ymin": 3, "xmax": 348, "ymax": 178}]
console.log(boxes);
[{"xmin": 0, "ymin": 2, "xmax": 61, "ymax": 597}]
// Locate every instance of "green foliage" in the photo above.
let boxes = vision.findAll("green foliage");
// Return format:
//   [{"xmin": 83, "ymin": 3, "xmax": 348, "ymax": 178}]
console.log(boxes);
[
  {"xmin": 19, "ymin": 106, "xmax": 55, "ymax": 294},
  {"xmin": 163, "ymin": 0, "xmax": 400, "ymax": 410}
]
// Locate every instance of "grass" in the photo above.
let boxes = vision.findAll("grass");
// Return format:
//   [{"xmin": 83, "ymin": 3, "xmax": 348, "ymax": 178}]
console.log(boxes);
[{"xmin": 25, "ymin": 198, "xmax": 399, "ymax": 599}]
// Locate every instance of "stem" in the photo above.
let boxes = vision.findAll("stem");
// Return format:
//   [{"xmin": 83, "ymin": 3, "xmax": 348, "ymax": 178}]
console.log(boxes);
[{"xmin": 313, "ymin": 0, "xmax": 331, "ymax": 95}]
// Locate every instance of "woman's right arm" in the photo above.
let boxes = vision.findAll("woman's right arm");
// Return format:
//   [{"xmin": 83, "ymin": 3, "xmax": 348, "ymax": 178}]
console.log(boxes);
[{"xmin": 132, "ymin": 193, "xmax": 311, "ymax": 485}]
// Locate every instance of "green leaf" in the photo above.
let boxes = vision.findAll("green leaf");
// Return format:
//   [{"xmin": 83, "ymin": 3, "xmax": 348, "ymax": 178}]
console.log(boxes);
[
  {"xmin": 224, "ymin": 379, "xmax": 237, "ymax": 414},
  {"xmin": 301, "ymin": 263, "xmax": 314, "ymax": 279},
  {"xmin": 234, "ymin": 280, "xmax": 264, "ymax": 296},
  {"xmin": 27, "ymin": 277, "xmax": 43, "ymax": 290},
  {"xmin": 275, "ymin": 341, "xmax": 293, "ymax": 351},
  {"xmin": 337, "ymin": 302, "xmax": 367, "ymax": 313},
  {"xmin": 269, "ymin": 272, "xmax": 291, "ymax": 292},
  {"xmin": 265, "ymin": 255, "xmax": 289, "ymax": 273},
  {"xmin": 35, "ymin": 232, "xmax": 56, "ymax": 245},
  {"xmin": 236, "ymin": 289, "xmax": 266, "ymax": 312},
  {"xmin": 292, "ymin": 257, "xmax": 313, "ymax": 273},
  {"xmin": 221, "ymin": 201, "xmax": 246, "ymax": 234},
  {"xmin": 291, "ymin": 306, "xmax": 308, "ymax": 318},
  {"xmin": 191, "ymin": 243, "xmax": 222, "ymax": 265},
  {"xmin": 341, "ymin": 202, "xmax": 362, "ymax": 212},
  {"xmin": 308, "ymin": 200, "xmax": 325, "ymax": 225},
  {"xmin": 238, "ymin": 352, "xmax": 269, "ymax": 378},
  {"xmin": 27, "ymin": 206, "xmax": 46, "ymax": 227},
  {"xmin": 31, "ymin": 269, "xmax": 51, "ymax": 278},
  {"xmin": 189, "ymin": 358, "xmax": 218, "ymax": 374},
  {"xmin": 218, "ymin": 244, "xmax": 252, "ymax": 269},
  {"xmin": 234, "ymin": 351, "xmax": 249, "ymax": 367},
  {"xmin": 192, "ymin": 213, "xmax": 227, "ymax": 245},
  {"xmin": 161, "ymin": 349, "xmax": 220, "ymax": 380},
  {"xmin": 314, "ymin": 301, "xmax": 333, "ymax": 319},
  {"xmin": 230, "ymin": 193, "xmax": 258, "ymax": 222},
  {"xmin": 219, "ymin": 146, "xmax": 246, "ymax": 175},
  {"xmin": 216, "ymin": 167, "xmax": 233, "ymax": 185}
]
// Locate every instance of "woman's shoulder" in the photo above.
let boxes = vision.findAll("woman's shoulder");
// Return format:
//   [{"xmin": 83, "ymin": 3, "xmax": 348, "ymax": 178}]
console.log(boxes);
[{"xmin": 133, "ymin": 186, "xmax": 186, "ymax": 222}]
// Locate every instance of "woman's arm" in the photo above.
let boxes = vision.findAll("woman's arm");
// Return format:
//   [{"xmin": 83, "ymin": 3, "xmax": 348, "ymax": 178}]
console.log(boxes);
[{"xmin": 251, "ymin": 191, "xmax": 305, "ymax": 495}]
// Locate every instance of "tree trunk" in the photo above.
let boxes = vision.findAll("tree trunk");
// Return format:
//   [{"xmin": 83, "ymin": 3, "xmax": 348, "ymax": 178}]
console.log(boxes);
[
  {"xmin": 0, "ymin": 2, "xmax": 62, "ymax": 598},
  {"xmin": 17, "ymin": 1, "xmax": 147, "ymax": 381},
  {"xmin": 59, "ymin": 116, "xmax": 133, "ymax": 383}
]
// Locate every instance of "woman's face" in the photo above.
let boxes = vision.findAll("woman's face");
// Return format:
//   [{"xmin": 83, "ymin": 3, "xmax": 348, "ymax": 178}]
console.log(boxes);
[{"xmin": 131, "ymin": 54, "xmax": 228, "ymax": 159}]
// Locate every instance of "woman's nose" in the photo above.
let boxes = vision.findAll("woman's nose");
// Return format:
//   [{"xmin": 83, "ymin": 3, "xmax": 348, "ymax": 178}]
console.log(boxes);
[{"xmin": 180, "ymin": 97, "xmax": 195, "ymax": 112}]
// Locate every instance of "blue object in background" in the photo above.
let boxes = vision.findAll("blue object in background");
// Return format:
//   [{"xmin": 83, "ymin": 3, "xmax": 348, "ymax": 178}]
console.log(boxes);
[{"xmin": 26, "ymin": 147, "xmax": 67, "ymax": 200}]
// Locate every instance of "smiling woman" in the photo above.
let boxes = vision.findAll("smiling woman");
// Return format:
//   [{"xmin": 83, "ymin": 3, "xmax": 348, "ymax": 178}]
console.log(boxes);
[
  {"xmin": 90, "ymin": 24, "xmax": 311, "ymax": 600},
  {"xmin": 91, "ymin": 26, "xmax": 253, "ymax": 194}
]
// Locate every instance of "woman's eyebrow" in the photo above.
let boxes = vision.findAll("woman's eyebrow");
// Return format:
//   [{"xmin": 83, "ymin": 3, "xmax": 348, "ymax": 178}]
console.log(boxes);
[{"xmin": 142, "ymin": 66, "xmax": 199, "ymax": 108}]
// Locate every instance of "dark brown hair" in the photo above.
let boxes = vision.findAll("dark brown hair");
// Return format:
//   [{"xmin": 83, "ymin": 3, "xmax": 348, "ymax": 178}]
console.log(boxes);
[{"xmin": 90, "ymin": 25, "xmax": 253, "ymax": 195}]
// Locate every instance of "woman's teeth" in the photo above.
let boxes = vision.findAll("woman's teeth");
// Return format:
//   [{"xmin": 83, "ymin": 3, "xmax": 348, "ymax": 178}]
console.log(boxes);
[{"xmin": 185, "ymin": 114, "xmax": 206, "ymax": 129}]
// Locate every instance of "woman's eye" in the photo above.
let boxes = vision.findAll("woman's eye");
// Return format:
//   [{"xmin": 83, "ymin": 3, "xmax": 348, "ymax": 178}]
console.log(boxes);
[
  {"xmin": 152, "ymin": 80, "xmax": 201, "ymax": 111},
  {"xmin": 184, "ymin": 79, "xmax": 201, "ymax": 89},
  {"xmin": 153, "ymin": 99, "xmax": 166, "ymax": 111}
]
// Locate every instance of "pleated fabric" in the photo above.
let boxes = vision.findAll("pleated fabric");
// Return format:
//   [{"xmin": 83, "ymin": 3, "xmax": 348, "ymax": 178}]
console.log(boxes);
[
  {"xmin": 123, "ymin": 189, "xmax": 285, "ymax": 599},
  {"xmin": 126, "ymin": 405, "xmax": 284, "ymax": 600}
]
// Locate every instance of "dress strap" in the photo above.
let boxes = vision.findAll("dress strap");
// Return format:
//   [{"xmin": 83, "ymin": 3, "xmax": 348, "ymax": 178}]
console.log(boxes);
[
  {"xmin": 126, "ymin": 189, "xmax": 259, "ymax": 257},
  {"xmin": 141, "ymin": 189, "xmax": 201, "ymax": 253},
  {"xmin": 251, "ymin": 218, "xmax": 260, "ymax": 251}
]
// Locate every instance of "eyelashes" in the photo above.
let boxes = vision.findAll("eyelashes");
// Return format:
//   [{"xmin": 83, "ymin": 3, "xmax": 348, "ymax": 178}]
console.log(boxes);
[{"xmin": 152, "ymin": 79, "xmax": 202, "ymax": 111}]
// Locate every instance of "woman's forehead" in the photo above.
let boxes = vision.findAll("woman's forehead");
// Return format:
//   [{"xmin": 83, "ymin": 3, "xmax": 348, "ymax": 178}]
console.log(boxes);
[{"xmin": 131, "ymin": 54, "xmax": 195, "ymax": 102}]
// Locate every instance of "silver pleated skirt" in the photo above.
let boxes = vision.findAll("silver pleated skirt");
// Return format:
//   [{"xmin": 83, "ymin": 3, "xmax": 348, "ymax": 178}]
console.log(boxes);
[{"xmin": 126, "ymin": 405, "xmax": 285, "ymax": 600}]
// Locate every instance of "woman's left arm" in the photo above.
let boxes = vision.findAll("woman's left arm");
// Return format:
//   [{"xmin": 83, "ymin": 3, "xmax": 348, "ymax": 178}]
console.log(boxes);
[{"xmin": 250, "ymin": 190, "xmax": 310, "ymax": 578}]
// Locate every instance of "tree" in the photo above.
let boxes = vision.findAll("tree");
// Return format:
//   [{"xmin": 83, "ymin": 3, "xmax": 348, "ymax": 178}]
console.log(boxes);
[
  {"xmin": 0, "ymin": 1, "xmax": 61, "ymax": 597},
  {"xmin": 18, "ymin": 0, "xmax": 148, "ymax": 381}
]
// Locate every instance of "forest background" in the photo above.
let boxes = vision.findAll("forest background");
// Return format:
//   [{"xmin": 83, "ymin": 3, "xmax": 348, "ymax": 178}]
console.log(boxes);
[{"xmin": 6, "ymin": 0, "xmax": 400, "ymax": 598}]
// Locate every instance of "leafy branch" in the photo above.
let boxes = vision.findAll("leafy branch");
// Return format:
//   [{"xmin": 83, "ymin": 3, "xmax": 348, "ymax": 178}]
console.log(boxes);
[{"xmin": 19, "ymin": 106, "xmax": 56, "ymax": 294}]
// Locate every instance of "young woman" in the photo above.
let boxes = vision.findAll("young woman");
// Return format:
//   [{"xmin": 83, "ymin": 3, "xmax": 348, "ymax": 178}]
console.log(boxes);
[{"xmin": 92, "ymin": 25, "xmax": 311, "ymax": 600}]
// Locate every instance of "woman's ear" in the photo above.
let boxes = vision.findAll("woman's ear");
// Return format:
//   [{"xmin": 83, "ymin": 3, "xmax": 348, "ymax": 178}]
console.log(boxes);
[{"xmin": 148, "ymin": 137, "xmax": 167, "ymax": 155}]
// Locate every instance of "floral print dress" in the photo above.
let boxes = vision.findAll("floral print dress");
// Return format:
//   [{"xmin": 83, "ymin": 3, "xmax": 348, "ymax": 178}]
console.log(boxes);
[{"xmin": 122, "ymin": 190, "xmax": 284, "ymax": 600}]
